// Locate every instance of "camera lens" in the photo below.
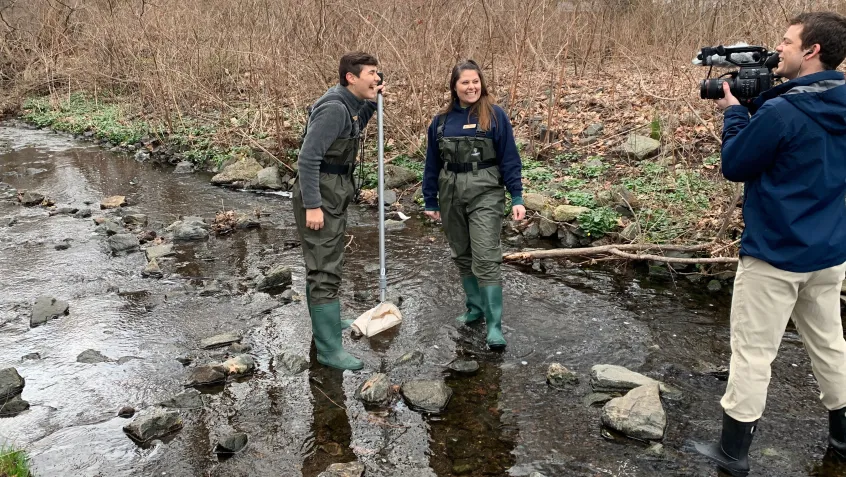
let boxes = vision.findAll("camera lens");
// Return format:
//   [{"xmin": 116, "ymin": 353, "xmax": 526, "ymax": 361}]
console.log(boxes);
[{"xmin": 700, "ymin": 79, "xmax": 726, "ymax": 99}]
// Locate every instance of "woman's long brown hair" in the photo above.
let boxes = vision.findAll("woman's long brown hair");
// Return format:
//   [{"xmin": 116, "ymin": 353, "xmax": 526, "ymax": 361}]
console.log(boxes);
[{"xmin": 437, "ymin": 59, "xmax": 497, "ymax": 131}]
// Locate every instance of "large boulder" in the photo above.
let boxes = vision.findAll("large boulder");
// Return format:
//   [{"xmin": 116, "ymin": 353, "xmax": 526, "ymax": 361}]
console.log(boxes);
[
  {"xmin": 211, "ymin": 157, "xmax": 263, "ymax": 185},
  {"xmin": 601, "ymin": 383, "xmax": 666, "ymax": 440}
]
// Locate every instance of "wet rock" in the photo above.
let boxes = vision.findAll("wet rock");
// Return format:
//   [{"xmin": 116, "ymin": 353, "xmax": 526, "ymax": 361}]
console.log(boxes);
[
  {"xmin": 547, "ymin": 363, "xmax": 579, "ymax": 388},
  {"xmin": 134, "ymin": 151, "xmax": 150, "ymax": 162},
  {"xmin": 275, "ymin": 352, "xmax": 309, "ymax": 376},
  {"xmin": 137, "ymin": 230, "xmax": 157, "ymax": 244},
  {"xmin": 77, "ymin": 349, "xmax": 113, "ymax": 363},
  {"xmin": 0, "ymin": 394, "xmax": 30, "ymax": 417},
  {"xmin": 117, "ymin": 356, "xmax": 143, "ymax": 365},
  {"xmin": 52, "ymin": 206, "xmax": 79, "ymax": 215},
  {"xmin": 142, "ymin": 259, "xmax": 163, "ymax": 279},
  {"xmin": 118, "ymin": 406, "xmax": 136, "ymax": 418},
  {"xmin": 256, "ymin": 266, "xmax": 292, "ymax": 293},
  {"xmin": 173, "ymin": 161, "xmax": 194, "ymax": 174},
  {"xmin": 601, "ymin": 383, "xmax": 666, "ymax": 440},
  {"xmin": 108, "ymin": 233, "xmax": 140, "ymax": 255},
  {"xmin": 6, "ymin": 216, "xmax": 18, "ymax": 227},
  {"xmin": 584, "ymin": 392, "xmax": 616, "ymax": 407},
  {"xmin": 222, "ymin": 355, "xmax": 255, "ymax": 376},
  {"xmin": 144, "ymin": 243, "xmax": 174, "ymax": 261},
  {"xmin": 255, "ymin": 166, "xmax": 283, "ymax": 190},
  {"xmin": 449, "ymin": 360, "xmax": 479, "ymax": 374},
  {"xmin": 200, "ymin": 332, "xmax": 242, "ymax": 349},
  {"xmin": 94, "ymin": 220, "xmax": 123, "ymax": 236},
  {"xmin": 166, "ymin": 216, "xmax": 209, "ymax": 241},
  {"xmin": 553, "ymin": 205, "xmax": 590, "ymax": 222},
  {"xmin": 318, "ymin": 461, "xmax": 365, "ymax": 477},
  {"xmin": 707, "ymin": 279, "xmax": 722, "ymax": 292},
  {"xmin": 123, "ymin": 407, "xmax": 183, "ymax": 443},
  {"xmin": 590, "ymin": 364, "xmax": 676, "ymax": 396},
  {"xmin": 211, "ymin": 157, "xmax": 263, "ymax": 185},
  {"xmin": 278, "ymin": 289, "xmax": 295, "ymax": 304},
  {"xmin": 176, "ymin": 356, "xmax": 193, "ymax": 366},
  {"xmin": 393, "ymin": 350, "xmax": 424, "ymax": 368},
  {"xmin": 235, "ymin": 214, "xmax": 260, "ymax": 230},
  {"xmin": 356, "ymin": 373, "xmax": 390, "ymax": 404},
  {"xmin": 159, "ymin": 389, "xmax": 204, "ymax": 409},
  {"xmin": 53, "ymin": 238, "xmax": 72, "ymax": 250},
  {"xmin": 385, "ymin": 219, "xmax": 405, "ymax": 231},
  {"xmin": 186, "ymin": 364, "xmax": 227, "ymax": 387},
  {"xmin": 123, "ymin": 214, "xmax": 148, "ymax": 226},
  {"xmin": 0, "ymin": 368, "xmax": 25, "ymax": 401},
  {"xmin": 620, "ymin": 134, "xmax": 661, "ymax": 160},
  {"xmin": 214, "ymin": 432, "xmax": 248, "ymax": 454},
  {"xmin": 401, "ymin": 379, "xmax": 453, "ymax": 413},
  {"xmin": 384, "ymin": 165, "xmax": 418, "ymax": 189},
  {"xmin": 21, "ymin": 353, "xmax": 41, "ymax": 361},
  {"xmin": 19, "ymin": 191, "xmax": 45, "ymax": 206},
  {"xmin": 30, "ymin": 296, "xmax": 69, "ymax": 327},
  {"xmin": 100, "ymin": 195, "xmax": 126, "ymax": 209},
  {"xmin": 229, "ymin": 343, "xmax": 252, "ymax": 354}
]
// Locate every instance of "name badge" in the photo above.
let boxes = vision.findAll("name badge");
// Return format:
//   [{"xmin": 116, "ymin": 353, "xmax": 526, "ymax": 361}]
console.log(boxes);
[{"xmin": 463, "ymin": 124, "xmax": 477, "ymax": 129}]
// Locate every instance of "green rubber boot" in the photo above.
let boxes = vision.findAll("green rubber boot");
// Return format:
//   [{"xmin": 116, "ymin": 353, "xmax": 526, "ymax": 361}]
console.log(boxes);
[
  {"xmin": 456, "ymin": 276, "xmax": 485, "ymax": 325},
  {"xmin": 310, "ymin": 300, "xmax": 363, "ymax": 370},
  {"xmin": 480, "ymin": 285, "xmax": 506, "ymax": 349},
  {"xmin": 306, "ymin": 287, "xmax": 353, "ymax": 330}
]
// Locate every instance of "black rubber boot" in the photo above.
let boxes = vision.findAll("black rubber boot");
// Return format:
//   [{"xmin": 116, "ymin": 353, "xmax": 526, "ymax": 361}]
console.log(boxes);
[
  {"xmin": 694, "ymin": 411, "xmax": 758, "ymax": 477},
  {"xmin": 830, "ymin": 407, "xmax": 846, "ymax": 459}
]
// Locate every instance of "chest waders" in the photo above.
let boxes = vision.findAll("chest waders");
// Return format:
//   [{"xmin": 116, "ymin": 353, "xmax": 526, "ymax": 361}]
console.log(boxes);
[
  {"xmin": 436, "ymin": 113, "xmax": 506, "ymax": 349},
  {"xmin": 291, "ymin": 94, "xmax": 363, "ymax": 370}
]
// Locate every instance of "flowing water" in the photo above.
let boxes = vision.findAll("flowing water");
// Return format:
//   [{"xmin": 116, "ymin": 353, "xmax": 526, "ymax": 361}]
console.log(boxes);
[{"xmin": 0, "ymin": 121, "xmax": 844, "ymax": 476}]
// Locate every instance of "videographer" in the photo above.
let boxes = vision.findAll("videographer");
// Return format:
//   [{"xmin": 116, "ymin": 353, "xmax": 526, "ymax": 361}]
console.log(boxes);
[{"xmin": 695, "ymin": 11, "xmax": 846, "ymax": 476}]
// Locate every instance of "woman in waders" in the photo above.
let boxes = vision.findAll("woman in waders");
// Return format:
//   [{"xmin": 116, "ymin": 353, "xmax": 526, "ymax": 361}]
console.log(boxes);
[{"xmin": 422, "ymin": 59, "xmax": 526, "ymax": 349}]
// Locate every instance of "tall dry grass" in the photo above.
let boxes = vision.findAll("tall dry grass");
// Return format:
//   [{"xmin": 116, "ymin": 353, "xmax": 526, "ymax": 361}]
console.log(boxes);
[{"xmin": 1, "ymin": 0, "xmax": 844, "ymax": 154}]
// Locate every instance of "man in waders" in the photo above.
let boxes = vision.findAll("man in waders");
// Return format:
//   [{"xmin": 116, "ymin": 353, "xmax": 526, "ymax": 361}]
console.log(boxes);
[{"xmin": 291, "ymin": 52, "xmax": 383, "ymax": 371}]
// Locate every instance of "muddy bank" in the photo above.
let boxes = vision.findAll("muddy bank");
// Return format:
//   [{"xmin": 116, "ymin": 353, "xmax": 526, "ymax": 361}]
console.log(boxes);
[{"xmin": 0, "ymin": 122, "xmax": 844, "ymax": 476}]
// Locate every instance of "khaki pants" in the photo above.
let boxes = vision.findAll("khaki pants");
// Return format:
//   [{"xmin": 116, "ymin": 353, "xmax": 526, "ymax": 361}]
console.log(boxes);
[{"xmin": 721, "ymin": 256, "xmax": 846, "ymax": 422}]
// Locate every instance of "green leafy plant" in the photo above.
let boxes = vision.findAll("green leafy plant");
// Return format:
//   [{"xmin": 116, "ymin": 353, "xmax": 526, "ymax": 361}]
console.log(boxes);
[
  {"xmin": 0, "ymin": 444, "xmax": 31, "ymax": 477},
  {"xmin": 577, "ymin": 207, "xmax": 619, "ymax": 237}
]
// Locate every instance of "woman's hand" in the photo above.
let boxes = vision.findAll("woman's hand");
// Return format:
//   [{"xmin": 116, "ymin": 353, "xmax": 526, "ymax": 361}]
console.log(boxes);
[{"xmin": 511, "ymin": 204, "xmax": 526, "ymax": 221}]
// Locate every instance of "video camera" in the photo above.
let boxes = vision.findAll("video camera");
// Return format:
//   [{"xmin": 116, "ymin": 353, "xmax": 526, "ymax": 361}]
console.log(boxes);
[{"xmin": 694, "ymin": 44, "xmax": 781, "ymax": 106}]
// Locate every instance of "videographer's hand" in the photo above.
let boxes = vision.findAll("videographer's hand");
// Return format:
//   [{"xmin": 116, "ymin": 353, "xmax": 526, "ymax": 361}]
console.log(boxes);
[{"xmin": 715, "ymin": 81, "xmax": 740, "ymax": 109}]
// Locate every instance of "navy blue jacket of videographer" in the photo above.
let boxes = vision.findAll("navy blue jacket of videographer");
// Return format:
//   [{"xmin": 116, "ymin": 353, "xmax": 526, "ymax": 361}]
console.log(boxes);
[{"xmin": 721, "ymin": 70, "xmax": 846, "ymax": 272}]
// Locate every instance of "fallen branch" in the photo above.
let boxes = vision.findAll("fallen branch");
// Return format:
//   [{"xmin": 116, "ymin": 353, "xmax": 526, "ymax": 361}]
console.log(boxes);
[
  {"xmin": 608, "ymin": 248, "xmax": 738, "ymax": 264},
  {"xmin": 503, "ymin": 243, "xmax": 713, "ymax": 261}
]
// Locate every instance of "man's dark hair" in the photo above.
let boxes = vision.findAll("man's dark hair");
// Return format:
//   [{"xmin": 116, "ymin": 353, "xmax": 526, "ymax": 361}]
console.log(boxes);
[
  {"xmin": 339, "ymin": 52, "xmax": 379, "ymax": 86},
  {"xmin": 789, "ymin": 11, "xmax": 846, "ymax": 70}
]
